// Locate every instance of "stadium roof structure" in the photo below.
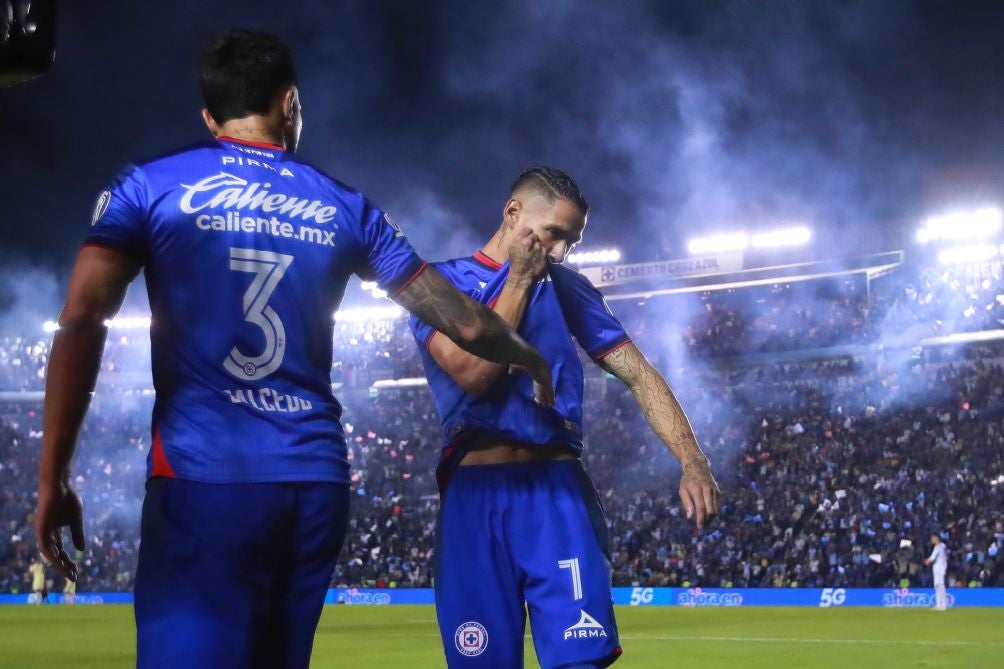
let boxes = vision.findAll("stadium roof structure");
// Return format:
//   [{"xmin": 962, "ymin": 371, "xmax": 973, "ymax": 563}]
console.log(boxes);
[{"xmin": 579, "ymin": 251, "xmax": 904, "ymax": 302}]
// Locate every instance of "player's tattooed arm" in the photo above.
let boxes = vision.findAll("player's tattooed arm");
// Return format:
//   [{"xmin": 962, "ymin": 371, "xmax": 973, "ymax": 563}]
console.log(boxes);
[
  {"xmin": 597, "ymin": 341, "xmax": 721, "ymax": 528},
  {"xmin": 424, "ymin": 232, "xmax": 545, "ymax": 396},
  {"xmin": 37, "ymin": 245, "xmax": 141, "ymax": 581},
  {"xmin": 394, "ymin": 266, "xmax": 554, "ymax": 406}
]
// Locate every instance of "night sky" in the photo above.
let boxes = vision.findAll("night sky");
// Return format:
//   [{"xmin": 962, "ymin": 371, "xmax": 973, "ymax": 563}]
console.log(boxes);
[{"xmin": 2, "ymin": 0, "xmax": 1003, "ymax": 295}]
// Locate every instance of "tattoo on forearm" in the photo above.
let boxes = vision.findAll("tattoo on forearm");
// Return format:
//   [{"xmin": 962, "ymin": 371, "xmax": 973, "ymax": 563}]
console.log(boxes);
[
  {"xmin": 600, "ymin": 344, "xmax": 706, "ymax": 458},
  {"xmin": 400, "ymin": 269, "xmax": 482, "ymax": 341},
  {"xmin": 399, "ymin": 269, "xmax": 530, "ymax": 364}
]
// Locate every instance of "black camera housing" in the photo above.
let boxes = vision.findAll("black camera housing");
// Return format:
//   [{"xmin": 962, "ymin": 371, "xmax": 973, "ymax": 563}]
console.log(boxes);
[{"xmin": 1, "ymin": 1, "xmax": 57, "ymax": 86}]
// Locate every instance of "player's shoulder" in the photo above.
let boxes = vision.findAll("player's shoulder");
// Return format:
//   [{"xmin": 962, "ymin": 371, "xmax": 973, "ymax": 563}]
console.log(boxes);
[
  {"xmin": 130, "ymin": 140, "xmax": 220, "ymax": 174},
  {"xmin": 119, "ymin": 140, "xmax": 221, "ymax": 187},
  {"xmin": 431, "ymin": 255, "xmax": 487, "ymax": 286},
  {"xmin": 432, "ymin": 255, "xmax": 475, "ymax": 272},
  {"xmin": 549, "ymin": 262, "xmax": 598, "ymax": 290},
  {"xmin": 281, "ymin": 155, "xmax": 369, "ymax": 209}
]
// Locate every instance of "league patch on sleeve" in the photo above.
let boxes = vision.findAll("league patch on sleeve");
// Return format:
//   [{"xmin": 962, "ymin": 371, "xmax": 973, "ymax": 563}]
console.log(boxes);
[
  {"xmin": 384, "ymin": 212, "xmax": 405, "ymax": 237},
  {"xmin": 91, "ymin": 190, "xmax": 112, "ymax": 225}
]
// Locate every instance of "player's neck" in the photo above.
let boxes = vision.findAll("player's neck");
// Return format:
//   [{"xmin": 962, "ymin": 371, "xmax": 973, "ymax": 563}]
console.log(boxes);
[
  {"xmin": 481, "ymin": 230, "xmax": 509, "ymax": 264},
  {"xmin": 214, "ymin": 117, "xmax": 286, "ymax": 150}
]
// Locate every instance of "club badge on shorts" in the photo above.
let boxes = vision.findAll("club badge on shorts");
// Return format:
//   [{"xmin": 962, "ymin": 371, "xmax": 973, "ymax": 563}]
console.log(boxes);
[{"xmin": 454, "ymin": 621, "xmax": 488, "ymax": 657}]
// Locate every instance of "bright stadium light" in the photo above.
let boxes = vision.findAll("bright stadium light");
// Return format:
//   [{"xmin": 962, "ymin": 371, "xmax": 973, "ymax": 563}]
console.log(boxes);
[
  {"xmin": 566, "ymin": 248, "xmax": 622, "ymax": 265},
  {"xmin": 687, "ymin": 225, "xmax": 811, "ymax": 255},
  {"xmin": 43, "ymin": 316, "xmax": 152, "ymax": 333},
  {"xmin": 937, "ymin": 244, "xmax": 1000, "ymax": 266},
  {"xmin": 333, "ymin": 305, "xmax": 405, "ymax": 323},
  {"xmin": 751, "ymin": 226, "xmax": 812, "ymax": 249},
  {"xmin": 916, "ymin": 206, "xmax": 1002, "ymax": 244},
  {"xmin": 359, "ymin": 281, "xmax": 388, "ymax": 299},
  {"xmin": 105, "ymin": 316, "xmax": 152, "ymax": 330},
  {"xmin": 687, "ymin": 232, "xmax": 748, "ymax": 255}
]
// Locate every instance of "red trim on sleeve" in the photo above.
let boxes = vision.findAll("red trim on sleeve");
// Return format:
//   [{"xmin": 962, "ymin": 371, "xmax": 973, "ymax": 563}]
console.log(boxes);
[
  {"xmin": 217, "ymin": 136, "xmax": 286, "ymax": 151},
  {"xmin": 150, "ymin": 427, "xmax": 177, "ymax": 478},
  {"xmin": 473, "ymin": 250, "xmax": 503, "ymax": 270},
  {"xmin": 392, "ymin": 262, "xmax": 429, "ymax": 297},
  {"xmin": 592, "ymin": 338, "xmax": 633, "ymax": 361},
  {"xmin": 80, "ymin": 242, "xmax": 131, "ymax": 254},
  {"xmin": 426, "ymin": 330, "xmax": 440, "ymax": 351}
]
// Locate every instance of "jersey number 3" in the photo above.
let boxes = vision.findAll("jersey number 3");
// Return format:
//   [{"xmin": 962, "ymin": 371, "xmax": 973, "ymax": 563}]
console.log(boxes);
[{"xmin": 223, "ymin": 247, "xmax": 294, "ymax": 381}]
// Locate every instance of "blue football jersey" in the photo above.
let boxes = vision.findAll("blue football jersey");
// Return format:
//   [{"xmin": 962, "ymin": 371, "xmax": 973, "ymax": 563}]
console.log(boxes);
[
  {"xmin": 409, "ymin": 251, "xmax": 630, "ymax": 467},
  {"xmin": 85, "ymin": 137, "xmax": 426, "ymax": 484}
]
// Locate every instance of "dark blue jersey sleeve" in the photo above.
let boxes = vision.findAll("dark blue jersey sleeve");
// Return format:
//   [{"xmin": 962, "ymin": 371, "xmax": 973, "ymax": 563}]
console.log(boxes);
[
  {"xmin": 354, "ymin": 200, "xmax": 426, "ymax": 294},
  {"xmin": 83, "ymin": 166, "xmax": 149, "ymax": 262},
  {"xmin": 549, "ymin": 264, "xmax": 631, "ymax": 360}
]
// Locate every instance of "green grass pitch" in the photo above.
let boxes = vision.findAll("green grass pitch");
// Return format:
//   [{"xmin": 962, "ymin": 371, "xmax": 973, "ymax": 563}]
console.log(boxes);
[{"xmin": 0, "ymin": 605, "xmax": 1000, "ymax": 668}]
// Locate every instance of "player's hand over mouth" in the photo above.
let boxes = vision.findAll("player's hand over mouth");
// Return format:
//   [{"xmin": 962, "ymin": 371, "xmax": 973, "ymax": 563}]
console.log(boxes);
[
  {"xmin": 507, "ymin": 227, "xmax": 548, "ymax": 288},
  {"xmin": 505, "ymin": 227, "xmax": 554, "ymax": 406}
]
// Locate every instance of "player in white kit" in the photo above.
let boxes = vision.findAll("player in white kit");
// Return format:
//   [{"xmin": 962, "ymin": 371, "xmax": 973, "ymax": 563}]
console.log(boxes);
[{"xmin": 924, "ymin": 533, "xmax": 948, "ymax": 611}]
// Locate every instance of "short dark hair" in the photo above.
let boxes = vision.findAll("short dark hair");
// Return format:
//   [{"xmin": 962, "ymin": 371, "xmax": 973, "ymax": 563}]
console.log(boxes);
[
  {"xmin": 198, "ymin": 30, "xmax": 298, "ymax": 124},
  {"xmin": 510, "ymin": 166, "xmax": 589, "ymax": 215}
]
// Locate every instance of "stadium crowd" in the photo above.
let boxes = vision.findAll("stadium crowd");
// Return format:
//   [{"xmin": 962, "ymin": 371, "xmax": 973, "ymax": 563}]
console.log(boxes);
[
  {"xmin": 3, "ymin": 349, "xmax": 1002, "ymax": 594},
  {"xmin": 2, "ymin": 263, "xmax": 1002, "ymax": 391},
  {"xmin": 588, "ymin": 357, "xmax": 1003, "ymax": 589},
  {"xmin": 2, "ymin": 267, "xmax": 1004, "ymax": 594}
]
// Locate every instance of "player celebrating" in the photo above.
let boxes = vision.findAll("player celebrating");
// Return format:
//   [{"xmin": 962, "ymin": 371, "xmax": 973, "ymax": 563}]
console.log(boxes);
[
  {"xmin": 410, "ymin": 167, "xmax": 721, "ymax": 667},
  {"xmin": 924, "ymin": 533, "xmax": 949, "ymax": 611},
  {"xmin": 35, "ymin": 31, "xmax": 553, "ymax": 669}
]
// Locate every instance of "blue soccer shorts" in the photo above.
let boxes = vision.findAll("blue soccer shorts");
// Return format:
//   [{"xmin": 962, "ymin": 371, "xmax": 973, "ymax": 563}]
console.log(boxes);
[
  {"xmin": 436, "ymin": 460, "xmax": 622, "ymax": 668},
  {"xmin": 134, "ymin": 478, "xmax": 350, "ymax": 669}
]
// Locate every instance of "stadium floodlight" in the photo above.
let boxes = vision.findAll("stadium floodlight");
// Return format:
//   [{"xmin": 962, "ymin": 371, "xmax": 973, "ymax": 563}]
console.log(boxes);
[
  {"xmin": 104, "ymin": 316, "xmax": 152, "ymax": 330},
  {"xmin": 687, "ymin": 225, "xmax": 811, "ymax": 255},
  {"xmin": 359, "ymin": 281, "xmax": 389, "ymax": 299},
  {"xmin": 751, "ymin": 226, "xmax": 812, "ymax": 249},
  {"xmin": 333, "ymin": 305, "xmax": 405, "ymax": 323},
  {"xmin": 566, "ymin": 248, "xmax": 622, "ymax": 265},
  {"xmin": 916, "ymin": 206, "xmax": 1002, "ymax": 244},
  {"xmin": 43, "ymin": 316, "xmax": 152, "ymax": 333},
  {"xmin": 937, "ymin": 244, "xmax": 1000, "ymax": 266},
  {"xmin": 687, "ymin": 232, "xmax": 748, "ymax": 255}
]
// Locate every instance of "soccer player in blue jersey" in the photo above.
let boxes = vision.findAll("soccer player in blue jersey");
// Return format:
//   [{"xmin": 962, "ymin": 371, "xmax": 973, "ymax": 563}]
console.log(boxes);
[
  {"xmin": 34, "ymin": 31, "xmax": 553, "ymax": 669},
  {"xmin": 410, "ymin": 167, "xmax": 721, "ymax": 668}
]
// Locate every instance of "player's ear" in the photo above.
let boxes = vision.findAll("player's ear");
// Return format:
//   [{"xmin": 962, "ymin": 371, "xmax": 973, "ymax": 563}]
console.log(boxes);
[
  {"xmin": 281, "ymin": 87, "xmax": 298, "ymax": 122},
  {"xmin": 201, "ymin": 109, "xmax": 220, "ymax": 137},
  {"xmin": 503, "ymin": 197, "xmax": 522, "ymax": 229}
]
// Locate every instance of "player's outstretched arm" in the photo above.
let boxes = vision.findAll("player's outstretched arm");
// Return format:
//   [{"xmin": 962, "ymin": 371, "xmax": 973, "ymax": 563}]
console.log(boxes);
[
  {"xmin": 597, "ymin": 341, "xmax": 721, "ymax": 528},
  {"xmin": 36, "ymin": 245, "xmax": 140, "ymax": 581},
  {"xmin": 394, "ymin": 265, "xmax": 554, "ymax": 406}
]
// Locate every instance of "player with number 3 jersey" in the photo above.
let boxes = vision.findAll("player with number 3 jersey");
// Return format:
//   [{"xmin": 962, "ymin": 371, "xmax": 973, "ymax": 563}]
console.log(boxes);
[{"xmin": 35, "ymin": 31, "xmax": 553, "ymax": 669}]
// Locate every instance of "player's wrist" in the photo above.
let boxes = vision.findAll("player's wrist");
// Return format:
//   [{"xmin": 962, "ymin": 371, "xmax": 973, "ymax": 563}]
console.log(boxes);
[{"xmin": 505, "ymin": 274, "xmax": 536, "ymax": 290}]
